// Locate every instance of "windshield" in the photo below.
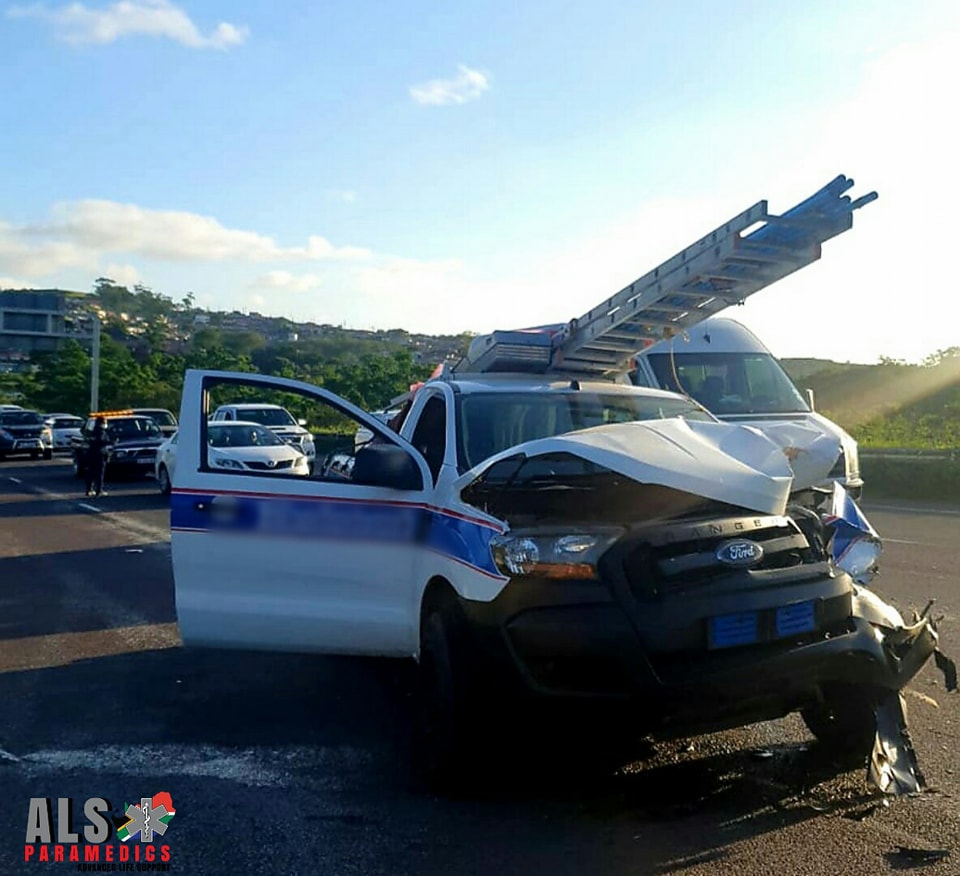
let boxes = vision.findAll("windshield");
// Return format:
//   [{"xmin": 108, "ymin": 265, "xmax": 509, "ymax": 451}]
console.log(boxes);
[
  {"xmin": 234, "ymin": 408, "xmax": 296, "ymax": 427},
  {"xmin": 458, "ymin": 391, "xmax": 714, "ymax": 469},
  {"xmin": 645, "ymin": 352, "xmax": 810, "ymax": 415},
  {"xmin": 0, "ymin": 411, "xmax": 44, "ymax": 426},
  {"xmin": 208, "ymin": 424, "xmax": 283, "ymax": 448},
  {"xmin": 138, "ymin": 410, "xmax": 177, "ymax": 426},
  {"xmin": 106, "ymin": 418, "xmax": 162, "ymax": 439},
  {"xmin": 53, "ymin": 417, "xmax": 83, "ymax": 429}
]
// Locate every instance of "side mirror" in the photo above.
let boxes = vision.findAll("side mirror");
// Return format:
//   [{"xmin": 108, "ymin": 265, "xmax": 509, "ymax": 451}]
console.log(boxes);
[
  {"xmin": 351, "ymin": 444, "xmax": 423, "ymax": 491},
  {"xmin": 805, "ymin": 388, "xmax": 816, "ymax": 411},
  {"xmin": 298, "ymin": 418, "xmax": 308, "ymax": 427}
]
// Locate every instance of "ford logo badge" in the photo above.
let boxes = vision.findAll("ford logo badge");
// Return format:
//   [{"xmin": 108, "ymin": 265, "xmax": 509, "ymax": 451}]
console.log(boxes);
[{"xmin": 716, "ymin": 539, "xmax": 764, "ymax": 568}]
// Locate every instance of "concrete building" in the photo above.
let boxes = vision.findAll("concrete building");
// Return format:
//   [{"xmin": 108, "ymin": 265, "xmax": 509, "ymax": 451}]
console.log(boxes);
[{"xmin": 0, "ymin": 289, "xmax": 77, "ymax": 371}]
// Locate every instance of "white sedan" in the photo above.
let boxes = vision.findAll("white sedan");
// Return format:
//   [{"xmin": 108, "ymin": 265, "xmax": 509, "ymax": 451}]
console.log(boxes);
[
  {"xmin": 155, "ymin": 421, "xmax": 310, "ymax": 494},
  {"xmin": 43, "ymin": 414, "xmax": 84, "ymax": 451}
]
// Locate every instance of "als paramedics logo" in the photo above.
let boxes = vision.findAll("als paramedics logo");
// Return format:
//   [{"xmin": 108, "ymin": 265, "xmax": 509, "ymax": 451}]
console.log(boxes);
[
  {"xmin": 24, "ymin": 792, "xmax": 175, "ymax": 871},
  {"xmin": 715, "ymin": 538, "xmax": 764, "ymax": 568}
]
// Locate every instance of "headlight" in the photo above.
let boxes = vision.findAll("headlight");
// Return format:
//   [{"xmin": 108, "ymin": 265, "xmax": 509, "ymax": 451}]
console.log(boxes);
[
  {"xmin": 115, "ymin": 450, "xmax": 128, "ymax": 458},
  {"xmin": 292, "ymin": 455, "xmax": 308, "ymax": 467},
  {"xmin": 490, "ymin": 529, "xmax": 623, "ymax": 580},
  {"xmin": 0, "ymin": 429, "xmax": 12, "ymax": 440},
  {"xmin": 836, "ymin": 536, "xmax": 882, "ymax": 585},
  {"xmin": 213, "ymin": 457, "xmax": 244, "ymax": 470}
]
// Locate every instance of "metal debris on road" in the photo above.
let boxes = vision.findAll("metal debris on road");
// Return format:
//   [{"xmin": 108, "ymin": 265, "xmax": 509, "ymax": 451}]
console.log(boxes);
[
  {"xmin": 868, "ymin": 691, "xmax": 925, "ymax": 796},
  {"xmin": 889, "ymin": 846, "xmax": 951, "ymax": 864}
]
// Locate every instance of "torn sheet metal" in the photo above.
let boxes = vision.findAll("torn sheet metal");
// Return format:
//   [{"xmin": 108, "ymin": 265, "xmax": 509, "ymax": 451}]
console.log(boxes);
[
  {"xmin": 868, "ymin": 691, "xmax": 925, "ymax": 796},
  {"xmin": 455, "ymin": 419, "xmax": 795, "ymax": 516}
]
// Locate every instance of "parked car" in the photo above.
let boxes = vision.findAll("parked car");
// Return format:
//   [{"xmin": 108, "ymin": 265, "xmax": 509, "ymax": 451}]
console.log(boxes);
[
  {"xmin": 73, "ymin": 412, "xmax": 165, "ymax": 479},
  {"xmin": 0, "ymin": 409, "xmax": 53, "ymax": 460},
  {"xmin": 209, "ymin": 403, "xmax": 316, "ymax": 468},
  {"xmin": 131, "ymin": 407, "xmax": 179, "ymax": 438},
  {"xmin": 43, "ymin": 414, "xmax": 85, "ymax": 451},
  {"xmin": 155, "ymin": 421, "xmax": 309, "ymax": 495}
]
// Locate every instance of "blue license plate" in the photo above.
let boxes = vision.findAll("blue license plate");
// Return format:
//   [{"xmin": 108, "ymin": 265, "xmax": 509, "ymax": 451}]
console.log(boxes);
[
  {"xmin": 775, "ymin": 601, "xmax": 816, "ymax": 637},
  {"xmin": 708, "ymin": 612, "xmax": 759, "ymax": 649}
]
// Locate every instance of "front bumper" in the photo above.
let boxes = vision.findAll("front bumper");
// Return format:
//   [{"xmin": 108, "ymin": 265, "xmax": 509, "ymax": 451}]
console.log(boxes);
[
  {"xmin": 0, "ymin": 437, "xmax": 45, "ymax": 455},
  {"xmin": 107, "ymin": 450, "xmax": 159, "ymax": 473},
  {"xmin": 459, "ymin": 572, "xmax": 939, "ymax": 737}
]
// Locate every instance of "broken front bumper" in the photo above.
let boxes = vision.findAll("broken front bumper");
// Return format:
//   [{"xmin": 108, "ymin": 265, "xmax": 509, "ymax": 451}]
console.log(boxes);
[{"xmin": 460, "ymin": 574, "xmax": 943, "ymax": 737}]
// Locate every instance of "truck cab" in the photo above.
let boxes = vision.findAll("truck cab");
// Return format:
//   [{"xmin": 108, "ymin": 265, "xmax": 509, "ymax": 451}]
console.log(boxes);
[{"xmin": 632, "ymin": 318, "xmax": 862, "ymax": 498}]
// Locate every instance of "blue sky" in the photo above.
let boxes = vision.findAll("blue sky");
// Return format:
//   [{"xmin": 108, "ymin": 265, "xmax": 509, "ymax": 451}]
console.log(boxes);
[{"xmin": 2, "ymin": 0, "xmax": 958, "ymax": 363}]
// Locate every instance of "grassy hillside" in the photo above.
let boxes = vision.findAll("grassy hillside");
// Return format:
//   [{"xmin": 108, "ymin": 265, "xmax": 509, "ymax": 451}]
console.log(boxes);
[{"xmin": 782, "ymin": 355, "xmax": 960, "ymax": 449}]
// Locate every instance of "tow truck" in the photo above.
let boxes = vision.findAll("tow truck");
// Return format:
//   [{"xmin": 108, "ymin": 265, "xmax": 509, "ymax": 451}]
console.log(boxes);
[{"xmin": 170, "ymin": 176, "xmax": 951, "ymax": 790}]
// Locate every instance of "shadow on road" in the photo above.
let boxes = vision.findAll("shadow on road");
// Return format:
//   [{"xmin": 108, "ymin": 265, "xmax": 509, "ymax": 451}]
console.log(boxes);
[
  {"xmin": 0, "ymin": 641, "xmax": 883, "ymax": 876},
  {"xmin": 0, "ymin": 542, "xmax": 173, "ymax": 640}
]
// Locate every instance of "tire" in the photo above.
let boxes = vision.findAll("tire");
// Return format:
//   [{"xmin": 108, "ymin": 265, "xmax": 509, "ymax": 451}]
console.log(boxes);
[
  {"xmin": 414, "ymin": 601, "xmax": 483, "ymax": 791},
  {"xmin": 157, "ymin": 464, "xmax": 171, "ymax": 496},
  {"xmin": 802, "ymin": 684, "xmax": 878, "ymax": 762}
]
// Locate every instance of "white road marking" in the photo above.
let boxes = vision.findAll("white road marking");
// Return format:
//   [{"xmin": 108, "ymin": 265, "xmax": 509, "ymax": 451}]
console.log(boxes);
[
  {"xmin": 865, "ymin": 502, "xmax": 960, "ymax": 517},
  {"xmin": 18, "ymin": 744, "xmax": 370, "ymax": 790},
  {"xmin": 8, "ymin": 477, "xmax": 22, "ymax": 483},
  {"xmin": 885, "ymin": 538, "xmax": 931, "ymax": 545},
  {"xmin": 77, "ymin": 502, "xmax": 102, "ymax": 513}
]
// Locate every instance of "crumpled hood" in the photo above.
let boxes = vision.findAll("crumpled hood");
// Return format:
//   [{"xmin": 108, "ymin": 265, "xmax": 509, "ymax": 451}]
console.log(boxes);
[
  {"xmin": 741, "ymin": 421, "xmax": 843, "ymax": 491},
  {"xmin": 456, "ymin": 418, "xmax": 797, "ymax": 515}
]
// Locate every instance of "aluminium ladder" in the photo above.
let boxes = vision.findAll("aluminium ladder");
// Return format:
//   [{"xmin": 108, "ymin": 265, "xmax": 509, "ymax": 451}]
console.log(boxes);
[
  {"xmin": 547, "ymin": 175, "xmax": 877, "ymax": 376},
  {"xmin": 456, "ymin": 175, "xmax": 877, "ymax": 377}
]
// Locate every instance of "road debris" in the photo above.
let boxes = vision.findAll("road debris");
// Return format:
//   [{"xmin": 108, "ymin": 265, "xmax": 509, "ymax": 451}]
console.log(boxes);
[{"xmin": 868, "ymin": 691, "xmax": 925, "ymax": 796}]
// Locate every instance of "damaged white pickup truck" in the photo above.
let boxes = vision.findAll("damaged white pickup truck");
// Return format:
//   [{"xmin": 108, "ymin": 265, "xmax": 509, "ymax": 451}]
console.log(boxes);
[{"xmin": 170, "ymin": 368, "xmax": 954, "ymax": 791}]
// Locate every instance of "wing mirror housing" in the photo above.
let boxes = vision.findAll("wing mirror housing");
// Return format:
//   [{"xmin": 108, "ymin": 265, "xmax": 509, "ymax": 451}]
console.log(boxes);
[
  {"xmin": 351, "ymin": 443, "xmax": 423, "ymax": 491},
  {"xmin": 298, "ymin": 418, "xmax": 308, "ymax": 427}
]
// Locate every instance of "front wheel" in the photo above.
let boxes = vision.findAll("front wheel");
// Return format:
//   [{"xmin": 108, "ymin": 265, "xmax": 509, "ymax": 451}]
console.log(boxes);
[
  {"xmin": 157, "ymin": 464, "xmax": 171, "ymax": 496},
  {"xmin": 42, "ymin": 449, "xmax": 52, "ymax": 460},
  {"xmin": 414, "ymin": 602, "xmax": 483, "ymax": 791},
  {"xmin": 802, "ymin": 684, "xmax": 878, "ymax": 762}
]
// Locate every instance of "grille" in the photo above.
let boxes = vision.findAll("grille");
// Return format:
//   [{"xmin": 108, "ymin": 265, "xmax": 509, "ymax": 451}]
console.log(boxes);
[
  {"xmin": 616, "ymin": 516, "xmax": 813, "ymax": 600},
  {"xmin": 244, "ymin": 459, "xmax": 293, "ymax": 471}
]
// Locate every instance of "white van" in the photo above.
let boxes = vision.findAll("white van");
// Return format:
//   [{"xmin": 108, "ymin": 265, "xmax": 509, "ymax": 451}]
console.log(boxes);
[{"xmin": 632, "ymin": 317, "xmax": 862, "ymax": 498}]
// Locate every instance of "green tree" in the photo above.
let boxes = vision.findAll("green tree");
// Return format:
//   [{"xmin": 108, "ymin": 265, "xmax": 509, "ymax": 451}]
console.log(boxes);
[{"xmin": 25, "ymin": 340, "xmax": 91, "ymax": 414}]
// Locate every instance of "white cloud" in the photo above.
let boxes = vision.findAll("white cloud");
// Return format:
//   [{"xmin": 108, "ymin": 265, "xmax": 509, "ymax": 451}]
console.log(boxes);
[
  {"xmin": 0, "ymin": 276, "xmax": 28, "ymax": 289},
  {"xmin": 252, "ymin": 271, "xmax": 323, "ymax": 293},
  {"xmin": 0, "ymin": 220, "xmax": 97, "ymax": 276},
  {"xmin": 6, "ymin": 200, "xmax": 370, "ymax": 268},
  {"xmin": 409, "ymin": 65, "xmax": 489, "ymax": 106},
  {"xmin": 102, "ymin": 263, "xmax": 140, "ymax": 287},
  {"xmin": 326, "ymin": 189, "xmax": 357, "ymax": 204},
  {"xmin": 7, "ymin": 0, "xmax": 248, "ymax": 49}
]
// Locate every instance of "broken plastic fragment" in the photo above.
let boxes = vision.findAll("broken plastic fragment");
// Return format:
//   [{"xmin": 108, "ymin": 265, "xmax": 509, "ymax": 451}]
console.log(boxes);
[{"xmin": 934, "ymin": 649, "xmax": 958, "ymax": 692}]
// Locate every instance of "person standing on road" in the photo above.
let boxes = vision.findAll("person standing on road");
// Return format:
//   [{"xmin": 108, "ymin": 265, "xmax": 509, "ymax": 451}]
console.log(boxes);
[{"xmin": 85, "ymin": 416, "xmax": 112, "ymax": 497}]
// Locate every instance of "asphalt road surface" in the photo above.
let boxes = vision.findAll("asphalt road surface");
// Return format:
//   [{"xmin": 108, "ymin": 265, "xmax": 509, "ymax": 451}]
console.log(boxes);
[{"xmin": 1, "ymin": 458, "xmax": 959, "ymax": 875}]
